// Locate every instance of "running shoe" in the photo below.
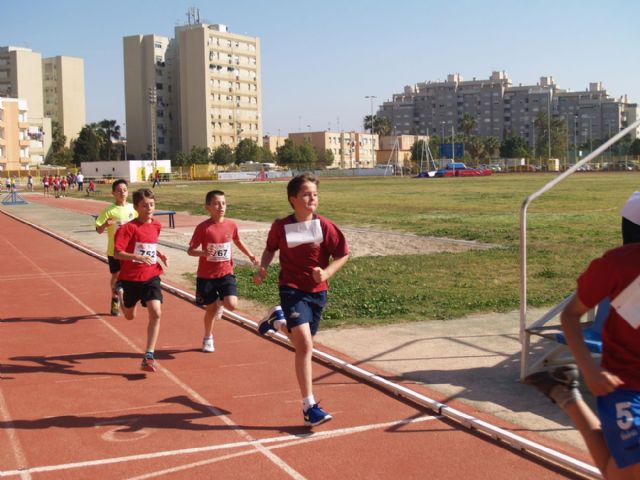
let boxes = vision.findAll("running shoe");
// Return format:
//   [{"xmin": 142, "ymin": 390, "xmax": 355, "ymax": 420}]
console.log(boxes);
[
  {"xmin": 202, "ymin": 336, "xmax": 215, "ymax": 353},
  {"xmin": 303, "ymin": 403, "xmax": 332, "ymax": 427},
  {"xmin": 524, "ymin": 365, "xmax": 581, "ymax": 407},
  {"xmin": 257, "ymin": 306, "xmax": 284, "ymax": 335},
  {"xmin": 110, "ymin": 297, "xmax": 120, "ymax": 316},
  {"xmin": 140, "ymin": 355, "xmax": 156, "ymax": 372},
  {"xmin": 116, "ymin": 284, "xmax": 124, "ymax": 306}
]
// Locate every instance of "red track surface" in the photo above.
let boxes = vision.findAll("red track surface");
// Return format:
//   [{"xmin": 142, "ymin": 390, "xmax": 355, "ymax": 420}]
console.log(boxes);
[{"xmin": 0, "ymin": 209, "xmax": 583, "ymax": 479}]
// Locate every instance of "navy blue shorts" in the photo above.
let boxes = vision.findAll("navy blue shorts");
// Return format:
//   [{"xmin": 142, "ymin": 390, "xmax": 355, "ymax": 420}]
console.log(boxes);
[
  {"xmin": 108, "ymin": 256, "xmax": 121, "ymax": 274},
  {"xmin": 597, "ymin": 389, "xmax": 640, "ymax": 469},
  {"xmin": 279, "ymin": 287, "xmax": 327, "ymax": 336},
  {"xmin": 121, "ymin": 276, "xmax": 163, "ymax": 309},
  {"xmin": 196, "ymin": 275, "xmax": 237, "ymax": 306}
]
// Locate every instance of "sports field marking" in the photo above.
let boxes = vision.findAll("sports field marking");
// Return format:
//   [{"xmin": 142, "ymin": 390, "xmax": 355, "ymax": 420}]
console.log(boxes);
[
  {"xmin": 0, "ymin": 389, "xmax": 31, "ymax": 480},
  {"xmin": 54, "ymin": 375, "xmax": 111, "ymax": 384},
  {"xmin": 0, "ymin": 271, "xmax": 101, "ymax": 281},
  {"xmin": 0, "ymin": 415, "xmax": 438, "ymax": 478},
  {"xmin": 45, "ymin": 403, "xmax": 172, "ymax": 419},
  {"xmin": 0, "ymin": 235, "xmax": 306, "ymax": 480}
]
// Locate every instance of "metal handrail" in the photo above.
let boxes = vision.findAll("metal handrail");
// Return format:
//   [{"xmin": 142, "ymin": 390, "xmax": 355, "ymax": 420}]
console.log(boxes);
[{"xmin": 519, "ymin": 117, "xmax": 640, "ymax": 380}]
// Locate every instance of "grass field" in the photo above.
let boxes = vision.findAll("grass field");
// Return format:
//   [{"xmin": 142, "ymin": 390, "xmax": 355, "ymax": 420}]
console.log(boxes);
[{"xmin": 83, "ymin": 172, "xmax": 637, "ymax": 328}]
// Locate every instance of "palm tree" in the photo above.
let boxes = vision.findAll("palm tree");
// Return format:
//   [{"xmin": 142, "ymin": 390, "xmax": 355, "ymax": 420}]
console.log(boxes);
[
  {"xmin": 459, "ymin": 114, "xmax": 477, "ymax": 137},
  {"xmin": 98, "ymin": 120, "xmax": 121, "ymax": 160},
  {"xmin": 363, "ymin": 115, "xmax": 392, "ymax": 136}
]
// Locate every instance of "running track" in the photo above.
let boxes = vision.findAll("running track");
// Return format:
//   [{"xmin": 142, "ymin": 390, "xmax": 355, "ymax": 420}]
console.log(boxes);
[{"xmin": 0, "ymin": 209, "xmax": 586, "ymax": 479}]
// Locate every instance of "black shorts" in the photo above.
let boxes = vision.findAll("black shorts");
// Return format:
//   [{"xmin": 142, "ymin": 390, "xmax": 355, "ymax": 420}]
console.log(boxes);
[
  {"xmin": 121, "ymin": 276, "xmax": 163, "ymax": 308},
  {"xmin": 108, "ymin": 256, "xmax": 121, "ymax": 274},
  {"xmin": 279, "ymin": 287, "xmax": 327, "ymax": 336},
  {"xmin": 196, "ymin": 274, "xmax": 237, "ymax": 306}
]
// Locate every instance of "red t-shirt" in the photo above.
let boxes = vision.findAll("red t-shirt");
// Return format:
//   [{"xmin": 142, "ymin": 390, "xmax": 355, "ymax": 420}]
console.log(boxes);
[
  {"xmin": 189, "ymin": 219, "xmax": 239, "ymax": 279},
  {"xmin": 114, "ymin": 219, "xmax": 163, "ymax": 282},
  {"xmin": 577, "ymin": 243, "xmax": 640, "ymax": 390},
  {"xmin": 266, "ymin": 214, "xmax": 349, "ymax": 293}
]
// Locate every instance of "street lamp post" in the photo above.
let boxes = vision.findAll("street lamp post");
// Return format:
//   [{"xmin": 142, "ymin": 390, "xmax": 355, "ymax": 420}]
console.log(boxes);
[
  {"xmin": 574, "ymin": 113, "xmax": 578, "ymax": 163},
  {"xmin": 364, "ymin": 95, "xmax": 377, "ymax": 134},
  {"xmin": 148, "ymin": 86, "xmax": 157, "ymax": 171}
]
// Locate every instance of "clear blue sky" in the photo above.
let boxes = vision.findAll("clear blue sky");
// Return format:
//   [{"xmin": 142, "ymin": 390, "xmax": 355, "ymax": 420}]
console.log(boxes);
[{"xmin": 3, "ymin": 0, "xmax": 639, "ymax": 138}]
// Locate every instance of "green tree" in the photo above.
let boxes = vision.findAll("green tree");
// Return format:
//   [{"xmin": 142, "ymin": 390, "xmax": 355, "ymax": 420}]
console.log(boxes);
[
  {"xmin": 363, "ymin": 115, "xmax": 392, "ymax": 136},
  {"xmin": 299, "ymin": 141, "xmax": 318, "ymax": 169},
  {"xmin": 72, "ymin": 123, "xmax": 103, "ymax": 165},
  {"xmin": 188, "ymin": 146, "xmax": 210, "ymax": 164},
  {"xmin": 98, "ymin": 120, "xmax": 121, "ymax": 160},
  {"xmin": 483, "ymin": 136, "xmax": 501, "ymax": 158},
  {"xmin": 534, "ymin": 112, "xmax": 568, "ymax": 160},
  {"xmin": 47, "ymin": 121, "xmax": 68, "ymax": 165},
  {"xmin": 410, "ymin": 140, "xmax": 429, "ymax": 163},
  {"xmin": 629, "ymin": 139, "xmax": 640, "ymax": 156},
  {"xmin": 255, "ymin": 145, "xmax": 275, "ymax": 164},
  {"xmin": 500, "ymin": 133, "xmax": 531, "ymax": 159},
  {"xmin": 465, "ymin": 136, "xmax": 486, "ymax": 160},
  {"xmin": 213, "ymin": 144, "xmax": 234, "ymax": 167},
  {"xmin": 235, "ymin": 138, "xmax": 259, "ymax": 164},
  {"xmin": 276, "ymin": 139, "xmax": 302, "ymax": 168},
  {"xmin": 459, "ymin": 113, "xmax": 477, "ymax": 136},
  {"xmin": 316, "ymin": 149, "xmax": 334, "ymax": 169},
  {"xmin": 174, "ymin": 151, "xmax": 189, "ymax": 167}
]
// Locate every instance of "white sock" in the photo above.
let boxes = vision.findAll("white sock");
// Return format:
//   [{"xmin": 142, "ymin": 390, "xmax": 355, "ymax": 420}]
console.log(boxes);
[
  {"xmin": 273, "ymin": 319, "xmax": 286, "ymax": 332},
  {"xmin": 302, "ymin": 395, "xmax": 316, "ymax": 411}
]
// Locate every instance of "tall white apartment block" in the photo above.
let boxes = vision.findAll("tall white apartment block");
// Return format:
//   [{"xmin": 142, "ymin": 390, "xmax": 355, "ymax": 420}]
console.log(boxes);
[
  {"xmin": 0, "ymin": 46, "xmax": 51, "ymax": 165},
  {"xmin": 42, "ymin": 56, "xmax": 86, "ymax": 146},
  {"xmin": 124, "ymin": 22, "xmax": 261, "ymax": 159}
]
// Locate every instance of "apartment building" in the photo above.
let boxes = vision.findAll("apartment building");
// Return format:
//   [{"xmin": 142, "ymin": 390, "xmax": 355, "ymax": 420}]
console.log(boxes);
[
  {"xmin": 0, "ymin": 46, "xmax": 51, "ymax": 164},
  {"xmin": 262, "ymin": 134, "xmax": 287, "ymax": 154},
  {"xmin": 42, "ymin": 56, "xmax": 86, "ymax": 146},
  {"xmin": 0, "ymin": 97, "xmax": 30, "ymax": 171},
  {"xmin": 124, "ymin": 22, "xmax": 261, "ymax": 159},
  {"xmin": 289, "ymin": 131, "xmax": 378, "ymax": 169},
  {"xmin": 377, "ymin": 135, "xmax": 430, "ymax": 169},
  {"xmin": 380, "ymin": 71, "xmax": 638, "ymax": 148}
]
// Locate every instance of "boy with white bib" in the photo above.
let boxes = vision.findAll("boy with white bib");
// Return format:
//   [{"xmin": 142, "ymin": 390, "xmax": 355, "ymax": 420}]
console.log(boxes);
[
  {"xmin": 254, "ymin": 173, "xmax": 349, "ymax": 427},
  {"xmin": 114, "ymin": 188, "xmax": 168, "ymax": 372},
  {"xmin": 188, "ymin": 190, "xmax": 258, "ymax": 352}
]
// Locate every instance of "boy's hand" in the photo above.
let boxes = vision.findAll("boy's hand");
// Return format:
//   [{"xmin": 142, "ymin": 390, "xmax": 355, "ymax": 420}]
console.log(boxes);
[
  {"xmin": 312, "ymin": 266, "xmax": 327, "ymax": 284},
  {"xmin": 157, "ymin": 252, "xmax": 168, "ymax": 268},
  {"xmin": 583, "ymin": 366, "xmax": 624, "ymax": 396},
  {"xmin": 253, "ymin": 267, "xmax": 267, "ymax": 285},
  {"xmin": 248, "ymin": 254, "xmax": 259, "ymax": 266}
]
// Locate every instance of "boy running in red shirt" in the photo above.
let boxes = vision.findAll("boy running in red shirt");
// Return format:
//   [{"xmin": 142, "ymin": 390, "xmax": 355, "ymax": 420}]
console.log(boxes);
[
  {"xmin": 188, "ymin": 190, "xmax": 258, "ymax": 352},
  {"xmin": 114, "ymin": 188, "xmax": 168, "ymax": 372},
  {"xmin": 254, "ymin": 173, "xmax": 349, "ymax": 427}
]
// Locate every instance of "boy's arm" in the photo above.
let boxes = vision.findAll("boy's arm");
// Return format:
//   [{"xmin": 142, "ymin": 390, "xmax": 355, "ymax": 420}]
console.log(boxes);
[
  {"xmin": 234, "ymin": 238, "xmax": 258, "ymax": 265},
  {"xmin": 560, "ymin": 294, "xmax": 623, "ymax": 396},
  {"xmin": 187, "ymin": 246, "xmax": 206, "ymax": 257},
  {"xmin": 253, "ymin": 249, "xmax": 275, "ymax": 285},
  {"xmin": 312, "ymin": 254, "xmax": 349, "ymax": 284},
  {"xmin": 157, "ymin": 248, "xmax": 168, "ymax": 268}
]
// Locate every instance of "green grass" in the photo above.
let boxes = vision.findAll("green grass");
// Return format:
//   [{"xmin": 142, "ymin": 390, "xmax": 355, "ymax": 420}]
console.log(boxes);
[{"xmin": 80, "ymin": 173, "xmax": 637, "ymax": 327}]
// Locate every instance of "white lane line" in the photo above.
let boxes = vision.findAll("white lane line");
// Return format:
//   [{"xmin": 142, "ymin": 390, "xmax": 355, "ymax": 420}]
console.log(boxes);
[
  {"xmin": 0, "ymin": 236, "xmax": 305, "ymax": 480},
  {"xmin": 54, "ymin": 376, "xmax": 111, "ymax": 384},
  {"xmin": 0, "ymin": 389, "xmax": 31, "ymax": 480},
  {"xmin": 0, "ymin": 416, "xmax": 439, "ymax": 478}
]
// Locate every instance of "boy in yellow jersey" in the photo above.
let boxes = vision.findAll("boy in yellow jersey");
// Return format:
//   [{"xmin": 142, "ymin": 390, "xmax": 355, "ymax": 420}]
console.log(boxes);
[{"xmin": 95, "ymin": 179, "xmax": 137, "ymax": 315}]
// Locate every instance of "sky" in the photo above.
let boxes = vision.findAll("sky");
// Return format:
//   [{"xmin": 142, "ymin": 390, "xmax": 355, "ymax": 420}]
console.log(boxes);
[{"xmin": 3, "ymin": 0, "xmax": 639, "ymax": 138}]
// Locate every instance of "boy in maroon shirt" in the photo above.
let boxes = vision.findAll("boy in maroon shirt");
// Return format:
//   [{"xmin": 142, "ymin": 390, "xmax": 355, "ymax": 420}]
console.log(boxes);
[
  {"xmin": 187, "ymin": 190, "xmax": 258, "ymax": 352},
  {"xmin": 254, "ymin": 173, "xmax": 349, "ymax": 427},
  {"xmin": 114, "ymin": 188, "xmax": 168, "ymax": 372}
]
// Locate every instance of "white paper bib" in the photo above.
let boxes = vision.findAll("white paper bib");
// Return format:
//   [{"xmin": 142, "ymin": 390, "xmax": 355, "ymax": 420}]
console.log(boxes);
[
  {"xmin": 133, "ymin": 242, "xmax": 157, "ymax": 264},
  {"xmin": 611, "ymin": 274, "xmax": 640, "ymax": 329},
  {"xmin": 206, "ymin": 242, "xmax": 232, "ymax": 262},
  {"xmin": 285, "ymin": 219, "xmax": 323, "ymax": 248}
]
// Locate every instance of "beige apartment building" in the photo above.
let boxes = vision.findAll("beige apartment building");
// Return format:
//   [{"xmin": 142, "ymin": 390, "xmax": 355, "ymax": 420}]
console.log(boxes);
[
  {"xmin": 262, "ymin": 135, "xmax": 287, "ymax": 154},
  {"xmin": 0, "ymin": 46, "xmax": 51, "ymax": 164},
  {"xmin": 43, "ymin": 56, "xmax": 86, "ymax": 146},
  {"xmin": 0, "ymin": 97, "xmax": 30, "ymax": 171},
  {"xmin": 124, "ymin": 22, "xmax": 261, "ymax": 159},
  {"xmin": 377, "ymin": 135, "xmax": 430, "ymax": 169},
  {"xmin": 289, "ymin": 131, "xmax": 378, "ymax": 169}
]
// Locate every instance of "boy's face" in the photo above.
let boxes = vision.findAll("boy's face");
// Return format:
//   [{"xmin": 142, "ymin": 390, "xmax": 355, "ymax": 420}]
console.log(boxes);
[
  {"xmin": 112, "ymin": 183, "xmax": 128, "ymax": 204},
  {"xmin": 205, "ymin": 195, "xmax": 226, "ymax": 220},
  {"xmin": 290, "ymin": 181, "xmax": 318, "ymax": 216},
  {"xmin": 134, "ymin": 197, "xmax": 155, "ymax": 220}
]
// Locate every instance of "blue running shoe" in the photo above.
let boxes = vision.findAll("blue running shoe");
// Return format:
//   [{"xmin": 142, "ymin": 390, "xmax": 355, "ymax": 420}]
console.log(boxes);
[
  {"xmin": 303, "ymin": 404, "xmax": 332, "ymax": 427},
  {"xmin": 258, "ymin": 306, "xmax": 284, "ymax": 335}
]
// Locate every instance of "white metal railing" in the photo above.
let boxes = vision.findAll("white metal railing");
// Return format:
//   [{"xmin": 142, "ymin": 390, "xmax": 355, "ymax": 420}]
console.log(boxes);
[{"xmin": 519, "ymin": 117, "xmax": 640, "ymax": 380}]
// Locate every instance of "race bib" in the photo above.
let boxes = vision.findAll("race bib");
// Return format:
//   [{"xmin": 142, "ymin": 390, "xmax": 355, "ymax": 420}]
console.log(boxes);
[
  {"xmin": 133, "ymin": 242, "xmax": 157, "ymax": 264},
  {"xmin": 285, "ymin": 219, "xmax": 323, "ymax": 248},
  {"xmin": 611, "ymin": 274, "xmax": 640, "ymax": 329},
  {"xmin": 206, "ymin": 242, "xmax": 232, "ymax": 262}
]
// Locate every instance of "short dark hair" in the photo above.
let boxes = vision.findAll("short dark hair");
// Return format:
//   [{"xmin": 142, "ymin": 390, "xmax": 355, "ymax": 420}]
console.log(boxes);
[
  {"xmin": 112, "ymin": 178, "xmax": 128, "ymax": 192},
  {"xmin": 205, "ymin": 190, "xmax": 225, "ymax": 204},
  {"xmin": 287, "ymin": 173, "xmax": 318, "ymax": 205},
  {"xmin": 133, "ymin": 188, "xmax": 154, "ymax": 205}
]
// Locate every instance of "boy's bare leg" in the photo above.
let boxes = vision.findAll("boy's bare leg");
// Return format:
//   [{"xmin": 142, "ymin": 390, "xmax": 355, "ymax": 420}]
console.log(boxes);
[
  {"xmin": 145, "ymin": 300, "xmax": 162, "ymax": 353},
  {"xmin": 203, "ymin": 301, "xmax": 222, "ymax": 337},
  {"xmin": 289, "ymin": 324, "xmax": 314, "ymax": 399},
  {"xmin": 121, "ymin": 304, "xmax": 136, "ymax": 320}
]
